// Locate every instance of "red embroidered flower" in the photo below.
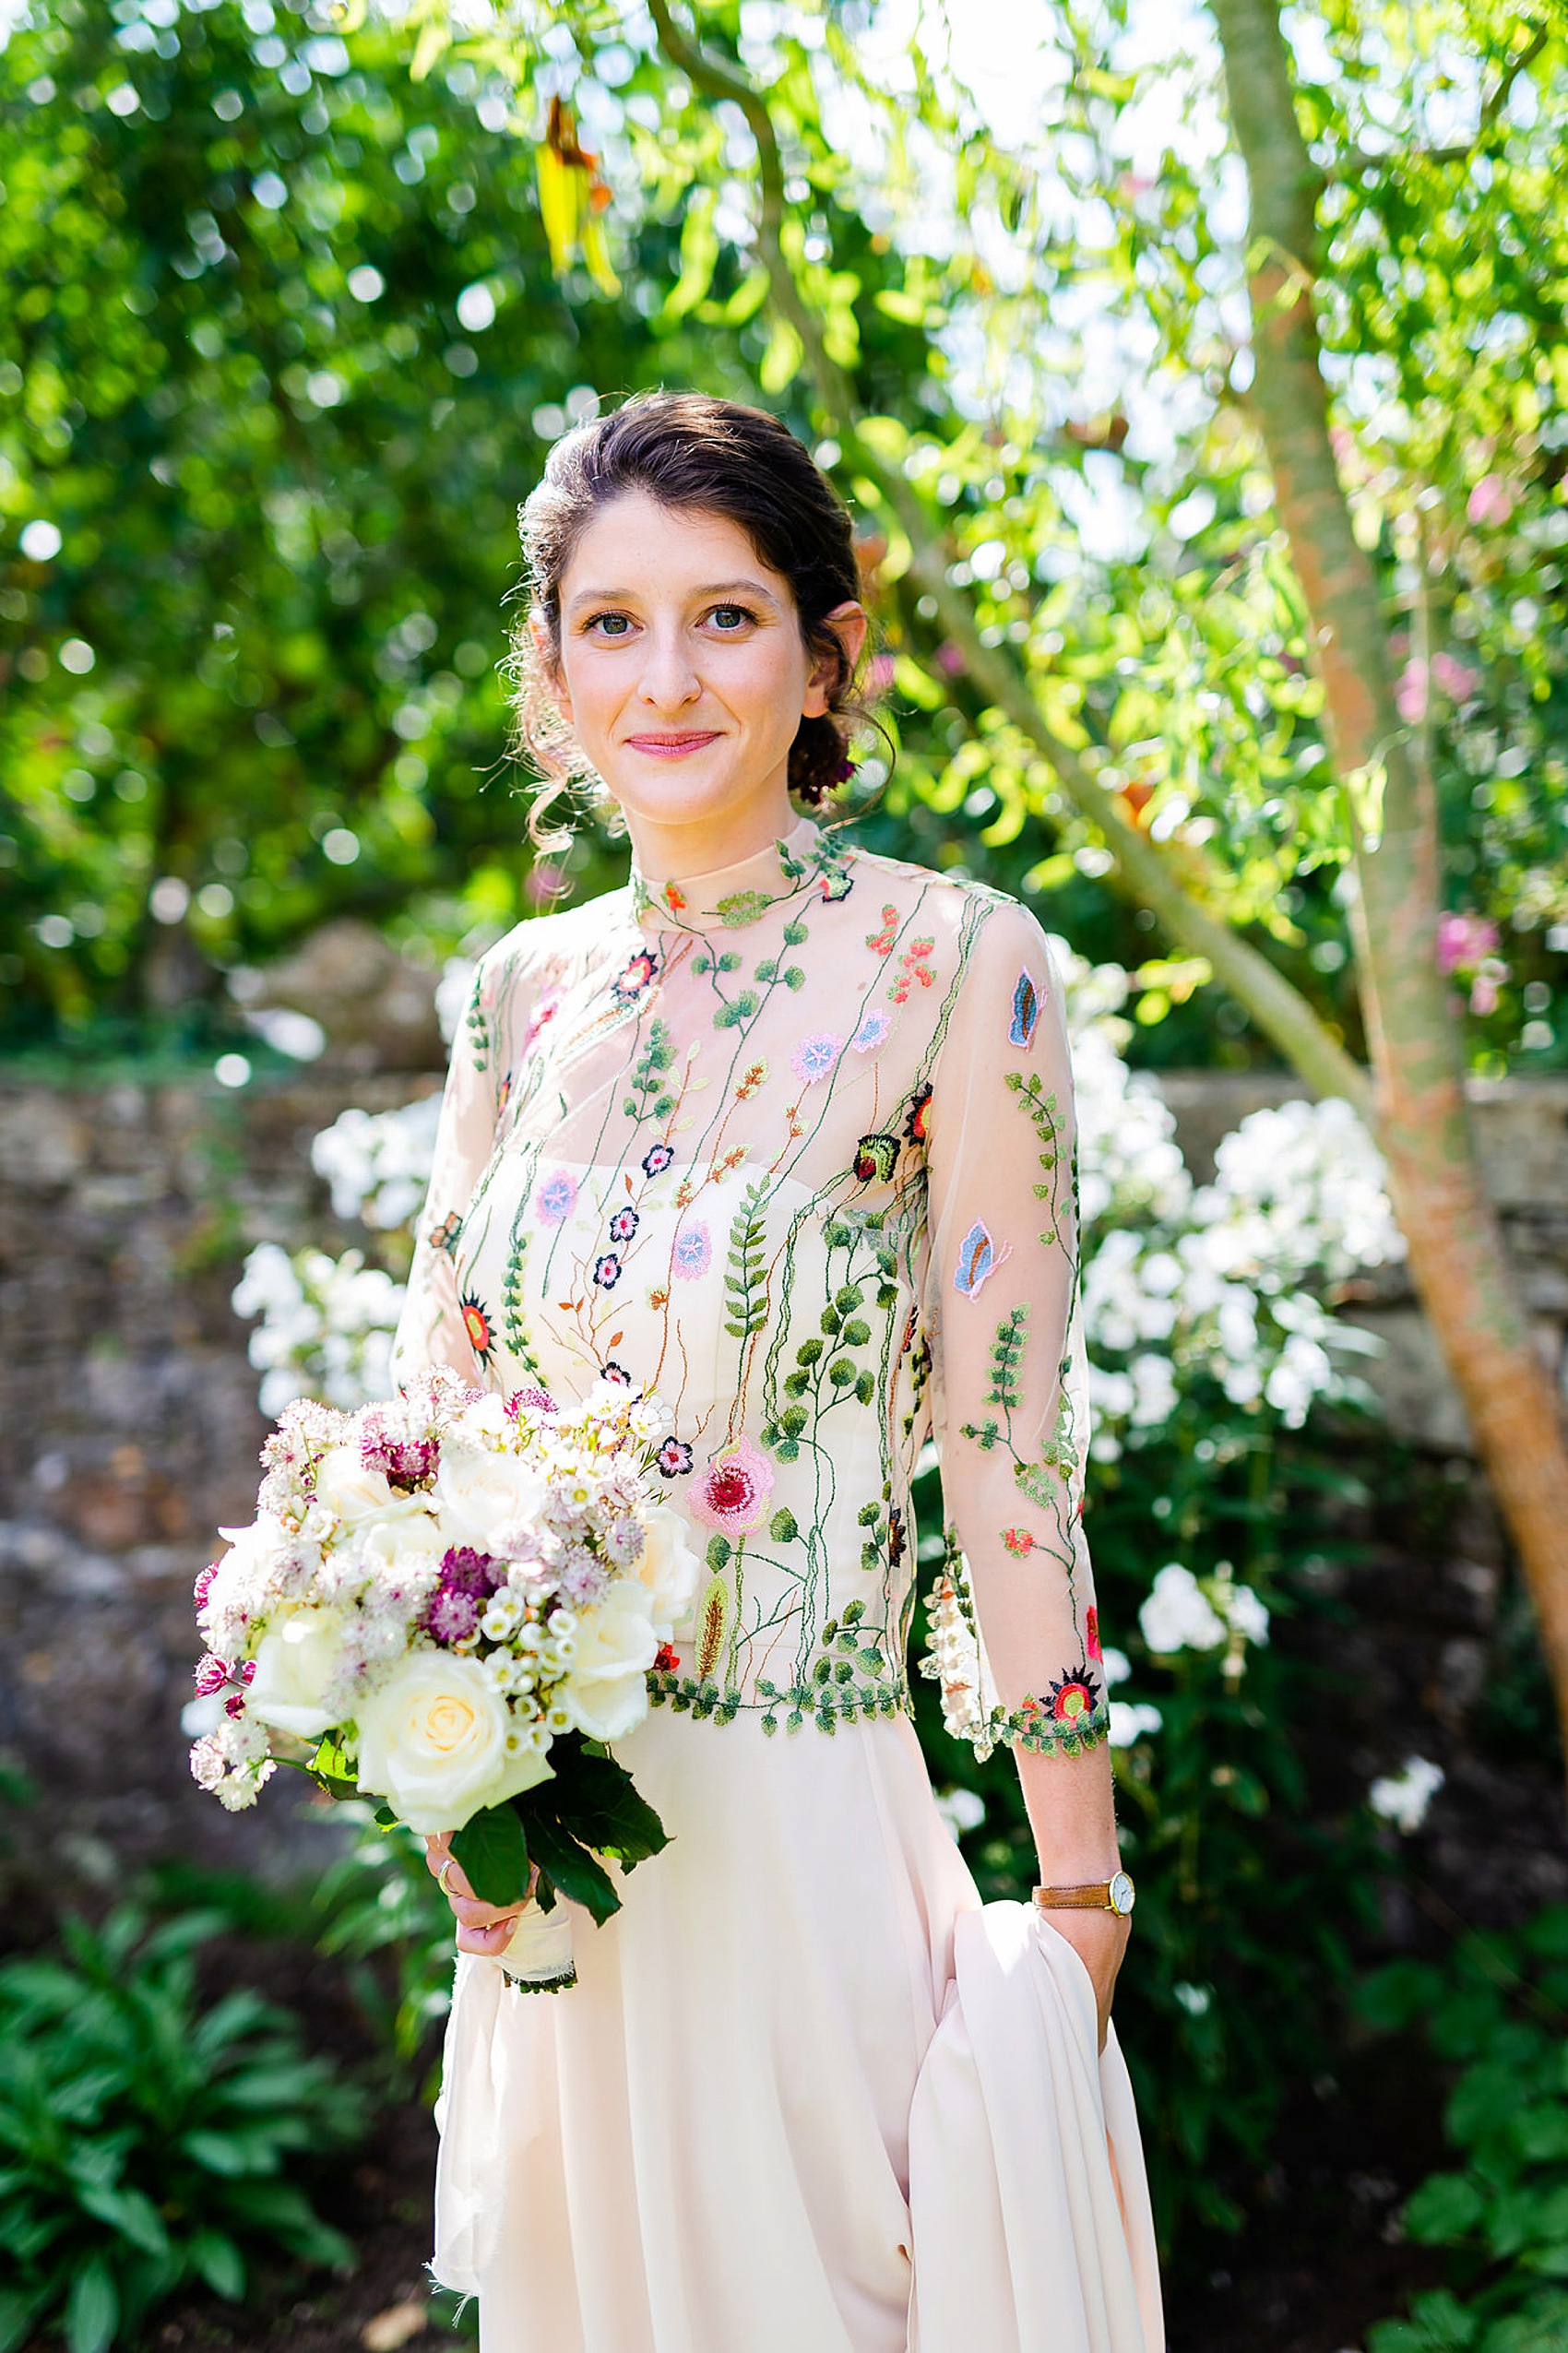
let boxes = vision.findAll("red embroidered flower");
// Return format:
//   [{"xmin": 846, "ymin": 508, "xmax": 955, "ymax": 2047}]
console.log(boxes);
[
  {"xmin": 688, "ymin": 1435, "xmax": 776, "ymax": 1535},
  {"xmin": 1047, "ymin": 1665, "xmax": 1101, "ymax": 1725},
  {"xmin": 654, "ymin": 1642, "xmax": 681, "ymax": 1673},
  {"xmin": 903, "ymin": 1083, "xmax": 931, "ymax": 1145},
  {"xmin": 611, "ymin": 947, "xmax": 660, "ymax": 1007},
  {"xmin": 460, "ymin": 1293, "xmax": 493, "ymax": 1361},
  {"xmin": 1085, "ymin": 1606, "xmax": 1101, "ymax": 1660},
  {"xmin": 1002, "ymin": 1527, "xmax": 1036, "ymax": 1556},
  {"xmin": 865, "ymin": 903, "xmax": 899, "ymax": 956}
]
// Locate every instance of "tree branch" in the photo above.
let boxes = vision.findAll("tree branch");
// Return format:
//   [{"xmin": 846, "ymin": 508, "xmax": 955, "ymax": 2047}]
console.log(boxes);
[{"xmin": 646, "ymin": 0, "xmax": 1369, "ymax": 1108}]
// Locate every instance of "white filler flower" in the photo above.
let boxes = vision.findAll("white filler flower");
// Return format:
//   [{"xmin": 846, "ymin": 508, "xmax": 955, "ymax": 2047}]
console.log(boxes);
[
  {"xmin": 1368, "ymin": 1756, "xmax": 1445, "ymax": 1835},
  {"xmin": 246, "ymin": 1605, "xmax": 350, "ymax": 1739},
  {"xmin": 355, "ymin": 1650, "xmax": 555, "ymax": 1834}
]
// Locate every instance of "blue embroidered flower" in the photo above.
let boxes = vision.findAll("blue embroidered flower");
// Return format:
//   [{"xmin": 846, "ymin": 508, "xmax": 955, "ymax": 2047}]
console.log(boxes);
[
  {"xmin": 609, "ymin": 1206, "xmax": 640, "ymax": 1243},
  {"xmin": 850, "ymin": 1007, "xmax": 892, "ymax": 1053},
  {"xmin": 594, "ymin": 1252, "xmax": 623, "ymax": 1289},
  {"xmin": 790, "ymin": 1030, "xmax": 841, "ymax": 1084},
  {"xmin": 537, "ymin": 1169, "xmax": 578, "ymax": 1225},
  {"xmin": 672, "ymin": 1222, "xmax": 712, "ymax": 1278},
  {"xmin": 642, "ymin": 1140, "xmax": 675, "ymax": 1177}
]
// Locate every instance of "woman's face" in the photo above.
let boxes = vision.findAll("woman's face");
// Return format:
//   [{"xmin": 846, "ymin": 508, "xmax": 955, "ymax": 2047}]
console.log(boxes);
[{"xmin": 546, "ymin": 489, "xmax": 865, "ymax": 836}]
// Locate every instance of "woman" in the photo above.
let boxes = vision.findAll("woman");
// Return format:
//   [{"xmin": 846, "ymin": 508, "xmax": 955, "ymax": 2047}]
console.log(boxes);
[{"xmin": 394, "ymin": 392, "xmax": 1161, "ymax": 2352}]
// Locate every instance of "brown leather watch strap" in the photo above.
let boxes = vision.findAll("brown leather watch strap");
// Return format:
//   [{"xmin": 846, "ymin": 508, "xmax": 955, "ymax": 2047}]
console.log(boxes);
[{"xmin": 1033, "ymin": 1881, "xmax": 1115, "ymax": 1910}]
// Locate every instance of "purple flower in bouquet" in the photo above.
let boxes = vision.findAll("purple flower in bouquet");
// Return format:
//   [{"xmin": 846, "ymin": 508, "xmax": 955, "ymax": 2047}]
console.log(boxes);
[{"xmin": 425, "ymin": 1544, "xmax": 507, "ymax": 1646}]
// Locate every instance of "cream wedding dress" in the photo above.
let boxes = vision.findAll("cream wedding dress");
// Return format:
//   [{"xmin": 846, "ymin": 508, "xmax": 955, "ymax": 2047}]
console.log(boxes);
[{"xmin": 392, "ymin": 814, "xmax": 1163, "ymax": 2353}]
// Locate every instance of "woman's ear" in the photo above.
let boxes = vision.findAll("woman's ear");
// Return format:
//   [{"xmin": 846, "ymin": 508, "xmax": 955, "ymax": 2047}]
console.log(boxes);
[
  {"xmin": 802, "ymin": 600, "xmax": 870, "ymax": 718},
  {"xmin": 533, "ymin": 614, "xmax": 573, "ymax": 728}
]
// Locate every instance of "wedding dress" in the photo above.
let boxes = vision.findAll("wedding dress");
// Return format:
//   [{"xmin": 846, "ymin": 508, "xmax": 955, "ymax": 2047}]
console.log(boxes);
[{"xmin": 392, "ymin": 812, "xmax": 1162, "ymax": 2353}]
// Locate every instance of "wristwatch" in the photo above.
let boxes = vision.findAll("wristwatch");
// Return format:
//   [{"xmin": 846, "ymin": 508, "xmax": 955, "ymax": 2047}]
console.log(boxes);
[{"xmin": 1033, "ymin": 1872, "xmax": 1135, "ymax": 1918}]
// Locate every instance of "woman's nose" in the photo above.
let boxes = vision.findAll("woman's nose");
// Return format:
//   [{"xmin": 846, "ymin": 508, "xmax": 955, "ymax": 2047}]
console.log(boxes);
[{"xmin": 637, "ymin": 628, "xmax": 702, "ymax": 710}]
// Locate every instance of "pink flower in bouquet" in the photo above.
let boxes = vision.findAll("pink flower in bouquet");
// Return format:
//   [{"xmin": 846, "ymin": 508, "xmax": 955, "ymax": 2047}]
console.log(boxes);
[
  {"xmin": 688, "ymin": 1435, "xmax": 775, "ymax": 1537},
  {"xmin": 358, "ymin": 1406, "xmax": 440, "ymax": 1491}
]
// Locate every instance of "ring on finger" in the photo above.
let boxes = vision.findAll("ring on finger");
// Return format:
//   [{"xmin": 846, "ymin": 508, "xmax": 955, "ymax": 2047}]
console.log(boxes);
[{"xmin": 439, "ymin": 1857, "xmax": 459, "ymax": 1897}]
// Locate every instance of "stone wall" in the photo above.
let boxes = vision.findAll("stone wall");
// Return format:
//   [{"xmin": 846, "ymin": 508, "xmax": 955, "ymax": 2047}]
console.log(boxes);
[{"xmin": 1, "ymin": 1066, "xmax": 1563, "ymax": 1886}]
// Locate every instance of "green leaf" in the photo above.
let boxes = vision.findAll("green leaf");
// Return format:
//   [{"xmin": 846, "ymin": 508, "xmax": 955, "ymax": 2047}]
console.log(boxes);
[
  {"xmin": 189, "ymin": 2228, "xmax": 246, "ymax": 2301},
  {"xmin": 525, "ymin": 1817, "xmax": 620, "ymax": 1926},
  {"xmin": 77, "ymin": 2180, "xmax": 170, "ymax": 2257},
  {"xmin": 523, "ymin": 1746, "xmax": 670, "ymax": 1870},
  {"xmin": 65, "ymin": 2260, "xmax": 117, "ymax": 2353},
  {"xmin": 1404, "ymin": 2172, "xmax": 1485, "ymax": 2244},
  {"xmin": 450, "ymin": 1803, "xmax": 532, "ymax": 1909}
]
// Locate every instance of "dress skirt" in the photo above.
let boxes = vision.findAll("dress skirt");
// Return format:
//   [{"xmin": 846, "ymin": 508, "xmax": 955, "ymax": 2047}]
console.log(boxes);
[{"xmin": 431, "ymin": 1709, "xmax": 1163, "ymax": 2353}]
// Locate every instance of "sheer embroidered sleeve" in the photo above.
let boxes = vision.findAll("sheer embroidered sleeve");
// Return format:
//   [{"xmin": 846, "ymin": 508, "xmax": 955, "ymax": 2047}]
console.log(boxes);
[
  {"xmin": 919, "ymin": 894, "xmax": 1107, "ymax": 1760},
  {"xmin": 389, "ymin": 950, "xmax": 513, "ymax": 1391}
]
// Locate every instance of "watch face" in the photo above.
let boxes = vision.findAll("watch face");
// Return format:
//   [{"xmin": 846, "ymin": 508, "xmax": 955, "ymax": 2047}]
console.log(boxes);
[{"xmin": 1109, "ymin": 1871, "xmax": 1136, "ymax": 1916}]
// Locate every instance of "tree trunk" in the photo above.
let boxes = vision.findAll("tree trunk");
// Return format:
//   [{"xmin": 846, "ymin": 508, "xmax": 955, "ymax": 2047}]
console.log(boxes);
[{"xmin": 1209, "ymin": 0, "xmax": 1568, "ymax": 1773}]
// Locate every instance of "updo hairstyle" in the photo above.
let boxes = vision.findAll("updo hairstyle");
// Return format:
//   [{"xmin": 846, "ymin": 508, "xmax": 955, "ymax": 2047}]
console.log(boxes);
[{"xmin": 511, "ymin": 391, "xmax": 876, "ymax": 848}]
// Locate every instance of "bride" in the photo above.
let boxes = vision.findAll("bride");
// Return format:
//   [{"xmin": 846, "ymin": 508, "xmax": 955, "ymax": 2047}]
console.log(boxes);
[{"xmin": 395, "ymin": 390, "xmax": 1161, "ymax": 2352}]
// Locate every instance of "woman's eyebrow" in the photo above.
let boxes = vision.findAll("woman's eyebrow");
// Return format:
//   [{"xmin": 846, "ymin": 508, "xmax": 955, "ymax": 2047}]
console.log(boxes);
[{"xmin": 564, "ymin": 578, "xmax": 783, "ymax": 617}]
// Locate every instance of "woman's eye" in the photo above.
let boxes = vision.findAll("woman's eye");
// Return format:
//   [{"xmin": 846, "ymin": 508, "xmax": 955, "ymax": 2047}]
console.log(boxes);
[
  {"xmin": 590, "ymin": 612, "xmax": 633, "ymax": 638},
  {"xmin": 708, "ymin": 605, "xmax": 753, "ymax": 632}
]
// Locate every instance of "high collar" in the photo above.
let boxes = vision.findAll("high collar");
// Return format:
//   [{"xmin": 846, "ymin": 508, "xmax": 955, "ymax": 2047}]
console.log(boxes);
[{"xmin": 628, "ymin": 814, "xmax": 855, "ymax": 936}]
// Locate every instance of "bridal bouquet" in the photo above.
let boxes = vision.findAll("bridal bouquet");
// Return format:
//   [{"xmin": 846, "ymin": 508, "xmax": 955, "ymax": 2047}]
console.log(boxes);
[{"xmin": 189, "ymin": 1368, "xmax": 700, "ymax": 1990}]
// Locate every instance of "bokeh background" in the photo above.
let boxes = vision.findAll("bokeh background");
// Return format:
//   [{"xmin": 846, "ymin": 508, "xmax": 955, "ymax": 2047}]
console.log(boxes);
[{"xmin": 4, "ymin": 3, "xmax": 1568, "ymax": 2350}]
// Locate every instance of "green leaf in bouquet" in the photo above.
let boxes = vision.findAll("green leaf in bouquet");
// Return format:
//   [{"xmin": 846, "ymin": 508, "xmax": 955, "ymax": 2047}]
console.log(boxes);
[
  {"xmin": 307, "ymin": 1737, "xmax": 361, "ymax": 1801},
  {"xmin": 538, "ymin": 1744, "xmax": 671, "ymax": 1871},
  {"xmin": 450, "ymin": 1805, "xmax": 532, "ymax": 1908},
  {"xmin": 525, "ymin": 1818, "xmax": 621, "ymax": 1927}
]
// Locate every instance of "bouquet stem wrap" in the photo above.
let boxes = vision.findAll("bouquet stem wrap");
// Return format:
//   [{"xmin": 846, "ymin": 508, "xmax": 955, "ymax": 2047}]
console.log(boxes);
[{"xmin": 498, "ymin": 1899, "xmax": 577, "ymax": 1992}]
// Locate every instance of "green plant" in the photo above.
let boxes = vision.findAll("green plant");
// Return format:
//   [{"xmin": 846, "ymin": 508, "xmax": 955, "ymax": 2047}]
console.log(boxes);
[
  {"xmin": 313, "ymin": 1805, "xmax": 456, "ymax": 2097},
  {"xmin": 0, "ymin": 1907, "xmax": 366, "ymax": 2353},
  {"xmin": 1362, "ymin": 1907, "xmax": 1568, "ymax": 2351}
]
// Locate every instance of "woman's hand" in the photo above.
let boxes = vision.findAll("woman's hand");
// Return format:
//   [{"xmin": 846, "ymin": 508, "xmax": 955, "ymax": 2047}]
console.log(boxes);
[
  {"xmin": 1036, "ymin": 1904, "xmax": 1131, "ymax": 2053},
  {"xmin": 423, "ymin": 1833, "xmax": 536, "ymax": 1960}
]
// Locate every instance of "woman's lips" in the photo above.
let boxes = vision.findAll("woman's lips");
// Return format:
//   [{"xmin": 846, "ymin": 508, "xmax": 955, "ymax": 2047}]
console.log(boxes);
[{"xmin": 624, "ymin": 731, "xmax": 722, "ymax": 758}]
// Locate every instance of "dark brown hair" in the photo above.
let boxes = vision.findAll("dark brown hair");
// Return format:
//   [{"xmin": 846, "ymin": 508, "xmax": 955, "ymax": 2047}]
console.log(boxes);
[{"xmin": 509, "ymin": 392, "xmax": 875, "ymax": 849}]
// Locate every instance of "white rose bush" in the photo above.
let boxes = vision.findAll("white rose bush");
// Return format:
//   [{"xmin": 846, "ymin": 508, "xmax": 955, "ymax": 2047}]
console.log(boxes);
[{"xmin": 190, "ymin": 1366, "xmax": 701, "ymax": 1991}]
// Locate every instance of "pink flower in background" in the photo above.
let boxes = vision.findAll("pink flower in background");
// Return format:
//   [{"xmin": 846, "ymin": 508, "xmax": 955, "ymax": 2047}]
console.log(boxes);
[
  {"xmin": 688, "ymin": 1435, "xmax": 776, "ymax": 1537},
  {"xmin": 1469, "ymin": 970, "xmax": 1505, "ymax": 1018},
  {"xmin": 936, "ymin": 641, "xmax": 966, "ymax": 677},
  {"xmin": 1437, "ymin": 912, "xmax": 1500, "ymax": 974},
  {"xmin": 868, "ymin": 653, "xmax": 897, "ymax": 694},
  {"xmin": 1430, "ymin": 652, "xmax": 1479, "ymax": 704},
  {"xmin": 1467, "ymin": 475, "xmax": 1514, "ymax": 529},
  {"xmin": 1396, "ymin": 660, "xmax": 1428, "ymax": 724},
  {"xmin": 526, "ymin": 863, "xmax": 566, "ymax": 906}
]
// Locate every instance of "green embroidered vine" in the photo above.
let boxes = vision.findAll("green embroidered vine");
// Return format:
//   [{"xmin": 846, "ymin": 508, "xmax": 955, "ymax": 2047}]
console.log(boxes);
[
  {"xmin": 723, "ymin": 1179, "xmax": 770, "ymax": 1340},
  {"xmin": 624, "ymin": 1016, "xmax": 676, "ymax": 1123}
]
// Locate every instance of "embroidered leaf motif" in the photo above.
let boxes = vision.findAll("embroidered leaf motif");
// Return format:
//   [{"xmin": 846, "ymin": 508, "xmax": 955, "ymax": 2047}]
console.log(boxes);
[
  {"xmin": 696, "ymin": 1575, "xmax": 730, "ymax": 1679},
  {"xmin": 717, "ymin": 889, "xmax": 772, "ymax": 927},
  {"xmin": 723, "ymin": 1177, "xmax": 769, "ymax": 1338},
  {"xmin": 985, "ymin": 1304, "xmax": 1028, "ymax": 1409}
]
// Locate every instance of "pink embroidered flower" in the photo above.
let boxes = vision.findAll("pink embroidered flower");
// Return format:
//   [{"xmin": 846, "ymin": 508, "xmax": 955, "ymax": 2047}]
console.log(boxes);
[
  {"xmin": 850, "ymin": 1007, "xmax": 891, "ymax": 1052},
  {"xmin": 1086, "ymin": 1605, "xmax": 1102, "ymax": 1660},
  {"xmin": 688, "ymin": 1435, "xmax": 776, "ymax": 1536},
  {"xmin": 672, "ymin": 1222, "xmax": 711, "ymax": 1278},
  {"xmin": 537, "ymin": 1169, "xmax": 578, "ymax": 1224},
  {"xmin": 791, "ymin": 1031, "xmax": 841, "ymax": 1084},
  {"xmin": 522, "ymin": 992, "xmax": 561, "ymax": 1054}
]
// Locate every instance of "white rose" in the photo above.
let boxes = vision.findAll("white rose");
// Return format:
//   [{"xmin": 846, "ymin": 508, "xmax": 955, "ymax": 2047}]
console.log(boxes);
[
  {"xmin": 313, "ymin": 1445, "xmax": 396, "ymax": 1524},
  {"xmin": 347, "ymin": 1499, "xmax": 450, "ymax": 1579},
  {"xmin": 561, "ymin": 1585, "xmax": 659, "ymax": 1742},
  {"xmin": 246, "ymin": 1606, "xmax": 349, "ymax": 1739},
  {"xmin": 353, "ymin": 1650, "xmax": 554, "ymax": 1836},
  {"xmin": 433, "ymin": 1446, "xmax": 549, "ymax": 1549},
  {"xmin": 203, "ymin": 1518, "xmax": 311, "ymax": 1653},
  {"xmin": 635, "ymin": 1504, "xmax": 702, "ymax": 1636},
  {"xmin": 457, "ymin": 1394, "xmax": 512, "ymax": 1443}
]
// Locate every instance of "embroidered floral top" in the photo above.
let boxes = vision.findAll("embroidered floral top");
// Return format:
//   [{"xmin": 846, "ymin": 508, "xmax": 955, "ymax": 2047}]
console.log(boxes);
[{"xmin": 390, "ymin": 814, "xmax": 1108, "ymax": 1759}]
